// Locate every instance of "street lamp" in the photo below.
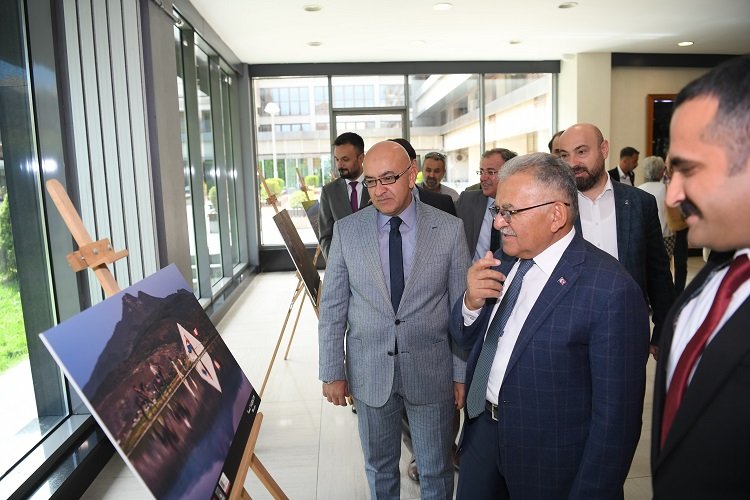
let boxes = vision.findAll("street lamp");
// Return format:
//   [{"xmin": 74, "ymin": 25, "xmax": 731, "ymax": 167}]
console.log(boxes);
[{"xmin": 264, "ymin": 102, "xmax": 280, "ymax": 180}]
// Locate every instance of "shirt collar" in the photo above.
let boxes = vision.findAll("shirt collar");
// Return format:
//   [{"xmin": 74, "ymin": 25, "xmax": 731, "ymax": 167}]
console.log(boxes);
[
  {"xmin": 530, "ymin": 227, "xmax": 576, "ymax": 277},
  {"xmin": 377, "ymin": 194, "xmax": 417, "ymax": 230}
]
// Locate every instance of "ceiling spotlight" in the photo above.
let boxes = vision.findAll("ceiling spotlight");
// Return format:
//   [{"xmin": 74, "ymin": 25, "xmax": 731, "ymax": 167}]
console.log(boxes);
[
  {"xmin": 558, "ymin": 2, "xmax": 578, "ymax": 8},
  {"xmin": 303, "ymin": 4, "xmax": 322, "ymax": 12},
  {"xmin": 509, "ymin": 40, "xmax": 522, "ymax": 45},
  {"xmin": 411, "ymin": 40, "xmax": 426, "ymax": 46},
  {"xmin": 307, "ymin": 41, "xmax": 322, "ymax": 47},
  {"xmin": 677, "ymin": 41, "xmax": 694, "ymax": 47},
  {"xmin": 433, "ymin": 3, "xmax": 453, "ymax": 11}
]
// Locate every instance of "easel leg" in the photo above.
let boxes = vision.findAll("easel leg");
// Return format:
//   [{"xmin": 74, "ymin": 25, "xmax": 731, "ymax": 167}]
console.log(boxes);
[
  {"xmin": 260, "ymin": 278, "xmax": 304, "ymax": 397},
  {"xmin": 232, "ymin": 413, "xmax": 288, "ymax": 500},
  {"xmin": 283, "ymin": 292, "xmax": 306, "ymax": 360}
]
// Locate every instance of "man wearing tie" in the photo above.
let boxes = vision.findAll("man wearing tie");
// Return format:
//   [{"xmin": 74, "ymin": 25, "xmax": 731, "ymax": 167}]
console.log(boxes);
[
  {"xmin": 451, "ymin": 153, "xmax": 648, "ymax": 499},
  {"xmin": 318, "ymin": 132, "xmax": 370, "ymax": 257},
  {"xmin": 319, "ymin": 141, "xmax": 470, "ymax": 499},
  {"xmin": 651, "ymin": 55, "xmax": 750, "ymax": 499},
  {"xmin": 456, "ymin": 148, "xmax": 517, "ymax": 262}
]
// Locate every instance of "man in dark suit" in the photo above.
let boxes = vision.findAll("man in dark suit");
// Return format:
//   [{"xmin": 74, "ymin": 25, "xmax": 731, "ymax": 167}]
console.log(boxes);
[
  {"xmin": 456, "ymin": 148, "xmax": 517, "ymax": 262},
  {"xmin": 608, "ymin": 146, "xmax": 639, "ymax": 186},
  {"xmin": 559, "ymin": 124, "xmax": 675, "ymax": 352},
  {"xmin": 318, "ymin": 132, "xmax": 370, "ymax": 257},
  {"xmin": 652, "ymin": 55, "xmax": 750, "ymax": 499},
  {"xmin": 451, "ymin": 152, "xmax": 649, "ymax": 499}
]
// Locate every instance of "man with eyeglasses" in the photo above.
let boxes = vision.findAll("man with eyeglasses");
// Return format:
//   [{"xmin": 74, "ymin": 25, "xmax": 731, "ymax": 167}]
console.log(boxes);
[
  {"xmin": 558, "ymin": 124, "xmax": 675, "ymax": 356},
  {"xmin": 319, "ymin": 140, "xmax": 470, "ymax": 499},
  {"xmin": 420, "ymin": 152, "xmax": 459, "ymax": 202},
  {"xmin": 456, "ymin": 148, "xmax": 517, "ymax": 262},
  {"xmin": 450, "ymin": 152, "xmax": 648, "ymax": 499},
  {"xmin": 318, "ymin": 132, "xmax": 369, "ymax": 258}
]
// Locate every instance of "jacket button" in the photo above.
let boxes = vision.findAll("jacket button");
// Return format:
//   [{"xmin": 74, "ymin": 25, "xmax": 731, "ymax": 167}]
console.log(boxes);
[
  {"xmin": 387, "ymin": 351, "xmax": 394, "ymax": 356},
  {"xmin": 395, "ymin": 319, "xmax": 401, "ymax": 325}
]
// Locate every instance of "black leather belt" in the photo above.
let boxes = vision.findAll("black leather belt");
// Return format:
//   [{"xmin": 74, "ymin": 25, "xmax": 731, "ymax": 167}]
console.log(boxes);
[{"xmin": 485, "ymin": 401, "xmax": 499, "ymax": 421}]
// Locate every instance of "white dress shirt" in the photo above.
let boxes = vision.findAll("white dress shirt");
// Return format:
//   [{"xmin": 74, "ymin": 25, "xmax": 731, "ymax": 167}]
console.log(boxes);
[
  {"xmin": 578, "ymin": 177, "xmax": 619, "ymax": 259},
  {"xmin": 666, "ymin": 248, "xmax": 750, "ymax": 389},
  {"xmin": 463, "ymin": 228, "xmax": 576, "ymax": 404},
  {"xmin": 616, "ymin": 165, "xmax": 634, "ymax": 186}
]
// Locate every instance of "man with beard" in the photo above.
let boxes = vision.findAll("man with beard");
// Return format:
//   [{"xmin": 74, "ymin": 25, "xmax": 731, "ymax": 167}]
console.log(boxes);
[
  {"xmin": 457, "ymin": 148, "xmax": 517, "ymax": 262},
  {"xmin": 319, "ymin": 132, "xmax": 370, "ymax": 257},
  {"xmin": 652, "ymin": 55, "xmax": 750, "ymax": 499},
  {"xmin": 559, "ymin": 124, "xmax": 675, "ymax": 354},
  {"xmin": 420, "ymin": 152, "xmax": 459, "ymax": 202}
]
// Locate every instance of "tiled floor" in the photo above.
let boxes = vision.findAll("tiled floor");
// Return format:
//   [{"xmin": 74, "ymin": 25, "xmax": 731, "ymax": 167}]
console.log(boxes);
[{"xmin": 82, "ymin": 258, "xmax": 705, "ymax": 499}]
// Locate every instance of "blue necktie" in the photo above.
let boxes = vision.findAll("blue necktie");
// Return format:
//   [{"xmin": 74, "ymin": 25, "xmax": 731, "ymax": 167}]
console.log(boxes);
[
  {"xmin": 466, "ymin": 259, "xmax": 535, "ymax": 418},
  {"xmin": 389, "ymin": 217, "xmax": 404, "ymax": 313}
]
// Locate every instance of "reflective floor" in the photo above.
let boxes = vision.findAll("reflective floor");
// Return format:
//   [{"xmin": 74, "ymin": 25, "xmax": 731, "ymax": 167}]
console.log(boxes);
[{"xmin": 82, "ymin": 257, "xmax": 705, "ymax": 499}]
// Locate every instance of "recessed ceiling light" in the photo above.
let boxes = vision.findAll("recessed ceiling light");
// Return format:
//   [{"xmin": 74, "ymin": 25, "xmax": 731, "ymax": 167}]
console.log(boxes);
[
  {"xmin": 509, "ymin": 40, "xmax": 522, "ymax": 45},
  {"xmin": 558, "ymin": 2, "xmax": 578, "ymax": 8},
  {"xmin": 307, "ymin": 41, "xmax": 322, "ymax": 47},
  {"xmin": 677, "ymin": 41, "xmax": 694, "ymax": 47},
  {"xmin": 433, "ymin": 2, "xmax": 453, "ymax": 11},
  {"xmin": 411, "ymin": 40, "xmax": 426, "ymax": 46},
  {"xmin": 303, "ymin": 4, "xmax": 322, "ymax": 12}
]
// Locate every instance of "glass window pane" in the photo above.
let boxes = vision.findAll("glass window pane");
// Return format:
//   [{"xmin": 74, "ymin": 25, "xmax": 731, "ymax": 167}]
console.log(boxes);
[
  {"xmin": 175, "ymin": 26, "xmax": 199, "ymax": 294},
  {"xmin": 408, "ymin": 74, "xmax": 480, "ymax": 192},
  {"xmin": 332, "ymin": 76, "xmax": 405, "ymax": 108},
  {"xmin": 195, "ymin": 46, "xmax": 223, "ymax": 285},
  {"xmin": 254, "ymin": 77, "xmax": 330, "ymax": 246},
  {"xmin": 483, "ymin": 73, "xmax": 553, "ymax": 158}
]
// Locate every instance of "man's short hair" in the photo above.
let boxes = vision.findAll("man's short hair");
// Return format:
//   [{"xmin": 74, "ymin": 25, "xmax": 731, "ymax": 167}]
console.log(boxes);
[
  {"xmin": 675, "ymin": 55, "xmax": 750, "ymax": 174},
  {"xmin": 423, "ymin": 151, "xmax": 447, "ymax": 164},
  {"xmin": 548, "ymin": 130, "xmax": 564, "ymax": 153},
  {"xmin": 620, "ymin": 147, "xmax": 640, "ymax": 158},
  {"xmin": 482, "ymin": 148, "xmax": 518, "ymax": 162},
  {"xmin": 388, "ymin": 138, "xmax": 416, "ymax": 160},
  {"xmin": 498, "ymin": 152, "xmax": 579, "ymax": 222},
  {"xmin": 642, "ymin": 156, "xmax": 666, "ymax": 182},
  {"xmin": 334, "ymin": 132, "xmax": 365, "ymax": 155}
]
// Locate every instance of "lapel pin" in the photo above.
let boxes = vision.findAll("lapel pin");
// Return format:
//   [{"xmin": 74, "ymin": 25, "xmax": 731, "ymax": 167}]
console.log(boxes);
[{"xmin": 558, "ymin": 277, "xmax": 567, "ymax": 286}]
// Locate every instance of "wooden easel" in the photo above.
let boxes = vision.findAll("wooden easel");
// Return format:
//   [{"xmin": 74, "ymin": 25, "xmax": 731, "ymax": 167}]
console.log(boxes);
[
  {"xmin": 45, "ymin": 179, "xmax": 286, "ymax": 500},
  {"xmin": 257, "ymin": 169, "xmax": 321, "ymax": 397}
]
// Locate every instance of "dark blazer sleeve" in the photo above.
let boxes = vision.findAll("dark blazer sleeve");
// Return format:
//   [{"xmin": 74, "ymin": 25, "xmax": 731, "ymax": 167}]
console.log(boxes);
[
  {"xmin": 318, "ymin": 183, "xmax": 336, "ymax": 258},
  {"xmin": 640, "ymin": 191, "xmax": 677, "ymax": 344},
  {"xmin": 418, "ymin": 187, "xmax": 456, "ymax": 216}
]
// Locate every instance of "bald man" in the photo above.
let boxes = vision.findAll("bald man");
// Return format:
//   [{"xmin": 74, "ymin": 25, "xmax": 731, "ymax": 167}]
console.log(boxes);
[
  {"xmin": 559, "ymin": 124, "xmax": 675, "ymax": 353},
  {"xmin": 319, "ymin": 141, "xmax": 471, "ymax": 499}
]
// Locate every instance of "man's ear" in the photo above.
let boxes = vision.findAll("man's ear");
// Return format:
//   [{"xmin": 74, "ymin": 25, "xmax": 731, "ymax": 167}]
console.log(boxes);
[{"xmin": 550, "ymin": 202, "xmax": 568, "ymax": 232}]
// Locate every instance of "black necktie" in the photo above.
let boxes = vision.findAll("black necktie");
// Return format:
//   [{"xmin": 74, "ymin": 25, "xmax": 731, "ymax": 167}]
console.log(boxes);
[{"xmin": 389, "ymin": 217, "xmax": 404, "ymax": 313}]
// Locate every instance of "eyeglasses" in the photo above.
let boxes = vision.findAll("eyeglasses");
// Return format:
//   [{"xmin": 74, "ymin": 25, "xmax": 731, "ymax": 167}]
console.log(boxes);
[
  {"xmin": 489, "ymin": 201, "xmax": 570, "ymax": 224},
  {"xmin": 363, "ymin": 163, "xmax": 412, "ymax": 188},
  {"xmin": 476, "ymin": 169, "xmax": 499, "ymax": 177},
  {"xmin": 424, "ymin": 152, "xmax": 446, "ymax": 161}
]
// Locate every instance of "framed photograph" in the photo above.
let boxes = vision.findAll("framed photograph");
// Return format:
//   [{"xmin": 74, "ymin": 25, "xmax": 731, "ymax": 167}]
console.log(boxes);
[
  {"xmin": 40, "ymin": 264, "xmax": 259, "ymax": 500},
  {"xmin": 273, "ymin": 209, "xmax": 321, "ymax": 306}
]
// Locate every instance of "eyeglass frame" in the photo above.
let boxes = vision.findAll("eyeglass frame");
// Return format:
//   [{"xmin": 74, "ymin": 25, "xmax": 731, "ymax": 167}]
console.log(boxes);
[
  {"xmin": 363, "ymin": 163, "xmax": 413, "ymax": 188},
  {"xmin": 489, "ymin": 200, "xmax": 571, "ymax": 224},
  {"xmin": 476, "ymin": 169, "xmax": 500, "ymax": 177}
]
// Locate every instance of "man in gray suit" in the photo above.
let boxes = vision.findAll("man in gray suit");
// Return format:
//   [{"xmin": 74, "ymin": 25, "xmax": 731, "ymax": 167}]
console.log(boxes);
[
  {"xmin": 456, "ymin": 148, "xmax": 517, "ymax": 261},
  {"xmin": 318, "ymin": 132, "xmax": 370, "ymax": 257},
  {"xmin": 319, "ymin": 140, "xmax": 471, "ymax": 499}
]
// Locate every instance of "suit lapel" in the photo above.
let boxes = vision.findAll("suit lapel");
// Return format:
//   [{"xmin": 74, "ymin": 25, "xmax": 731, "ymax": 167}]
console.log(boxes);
[
  {"xmin": 361, "ymin": 186, "xmax": 371, "ymax": 208},
  {"xmin": 502, "ymin": 234, "xmax": 585, "ymax": 380},
  {"xmin": 471, "ymin": 193, "xmax": 488, "ymax": 249},
  {"xmin": 359, "ymin": 207, "xmax": 392, "ymax": 307},
  {"xmin": 401, "ymin": 202, "xmax": 433, "ymax": 311},
  {"xmin": 612, "ymin": 183, "xmax": 631, "ymax": 260},
  {"xmin": 335, "ymin": 178, "xmax": 353, "ymax": 216}
]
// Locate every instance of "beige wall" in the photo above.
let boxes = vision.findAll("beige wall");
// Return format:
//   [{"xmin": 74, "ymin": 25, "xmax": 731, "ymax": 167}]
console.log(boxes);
[{"xmin": 610, "ymin": 66, "xmax": 709, "ymax": 184}]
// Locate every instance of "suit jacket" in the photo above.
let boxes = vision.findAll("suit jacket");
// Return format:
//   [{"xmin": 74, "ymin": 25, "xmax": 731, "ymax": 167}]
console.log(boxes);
[
  {"xmin": 652, "ymin": 252, "xmax": 750, "ymax": 499},
  {"xmin": 417, "ymin": 186, "xmax": 456, "ymax": 216},
  {"xmin": 318, "ymin": 177, "xmax": 370, "ymax": 258},
  {"xmin": 577, "ymin": 181, "xmax": 676, "ymax": 343},
  {"xmin": 451, "ymin": 232, "xmax": 649, "ymax": 499},
  {"xmin": 319, "ymin": 200, "xmax": 471, "ymax": 407},
  {"xmin": 456, "ymin": 189, "xmax": 489, "ymax": 255},
  {"xmin": 608, "ymin": 166, "xmax": 634, "ymax": 186}
]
